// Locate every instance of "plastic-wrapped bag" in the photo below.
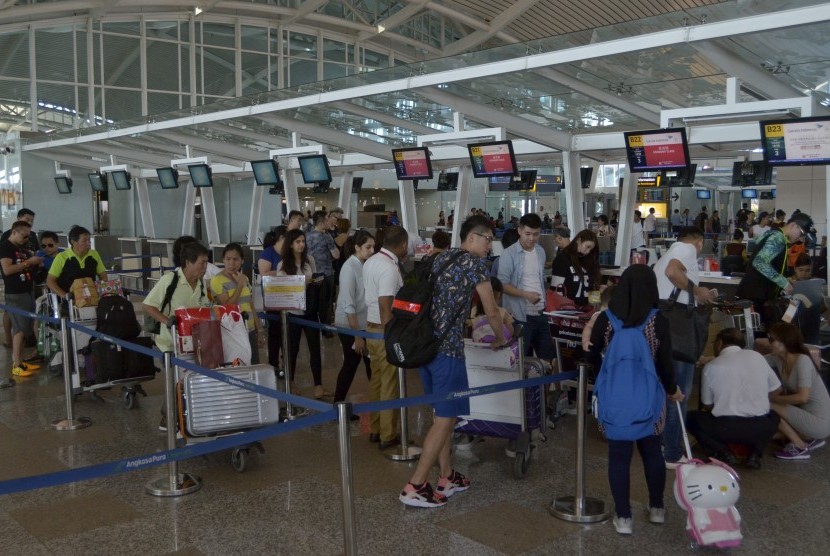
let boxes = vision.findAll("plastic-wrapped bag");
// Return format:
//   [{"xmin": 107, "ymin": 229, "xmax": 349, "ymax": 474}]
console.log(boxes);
[{"xmin": 220, "ymin": 310, "xmax": 252, "ymax": 365}]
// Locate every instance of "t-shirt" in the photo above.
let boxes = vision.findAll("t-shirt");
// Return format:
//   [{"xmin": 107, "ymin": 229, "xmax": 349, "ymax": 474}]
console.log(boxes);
[
  {"xmin": 766, "ymin": 353, "xmax": 830, "ymax": 426},
  {"xmin": 751, "ymin": 224, "xmax": 770, "ymax": 238},
  {"xmin": 630, "ymin": 220, "xmax": 645, "ymax": 250},
  {"xmin": 520, "ymin": 248, "xmax": 544, "ymax": 313},
  {"xmin": 643, "ymin": 213, "xmax": 656, "ymax": 233},
  {"xmin": 306, "ymin": 229, "xmax": 336, "ymax": 277},
  {"xmin": 550, "ymin": 251, "xmax": 592, "ymax": 306},
  {"xmin": 210, "ymin": 274, "xmax": 255, "ymax": 330},
  {"xmin": 702, "ymin": 346, "xmax": 780, "ymax": 417},
  {"xmin": 143, "ymin": 269, "xmax": 210, "ymax": 352},
  {"xmin": 363, "ymin": 248, "xmax": 402, "ymax": 325},
  {"xmin": 0, "ymin": 229, "xmax": 38, "ymax": 252},
  {"xmin": 257, "ymin": 246, "xmax": 281, "ymax": 273},
  {"xmin": 48, "ymin": 248, "xmax": 106, "ymax": 292},
  {"xmin": 0, "ymin": 239, "xmax": 35, "ymax": 294},
  {"xmin": 654, "ymin": 240, "xmax": 699, "ymax": 305},
  {"xmin": 430, "ymin": 248, "xmax": 489, "ymax": 358},
  {"xmin": 35, "ymin": 248, "xmax": 65, "ymax": 272}
]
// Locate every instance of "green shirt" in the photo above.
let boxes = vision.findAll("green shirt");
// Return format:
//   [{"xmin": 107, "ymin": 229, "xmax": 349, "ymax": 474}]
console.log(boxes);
[
  {"xmin": 751, "ymin": 229, "xmax": 789, "ymax": 290},
  {"xmin": 143, "ymin": 269, "xmax": 209, "ymax": 352}
]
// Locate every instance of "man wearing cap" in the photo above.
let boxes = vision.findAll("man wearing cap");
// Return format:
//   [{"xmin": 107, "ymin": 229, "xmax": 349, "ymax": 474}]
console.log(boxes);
[{"xmin": 737, "ymin": 212, "xmax": 814, "ymax": 329}]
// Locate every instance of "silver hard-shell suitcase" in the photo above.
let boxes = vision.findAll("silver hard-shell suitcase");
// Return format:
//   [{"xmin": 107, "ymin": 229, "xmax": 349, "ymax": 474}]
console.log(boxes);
[{"xmin": 179, "ymin": 364, "xmax": 280, "ymax": 436}]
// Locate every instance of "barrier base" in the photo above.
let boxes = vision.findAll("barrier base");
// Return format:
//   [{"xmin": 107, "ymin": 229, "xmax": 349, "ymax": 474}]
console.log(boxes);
[
  {"xmin": 384, "ymin": 445, "xmax": 422, "ymax": 462},
  {"xmin": 145, "ymin": 472, "xmax": 202, "ymax": 497},
  {"xmin": 549, "ymin": 496, "xmax": 612, "ymax": 523},
  {"xmin": 51, "ymin": 417, "xmax": 92, "ymax": 431}
]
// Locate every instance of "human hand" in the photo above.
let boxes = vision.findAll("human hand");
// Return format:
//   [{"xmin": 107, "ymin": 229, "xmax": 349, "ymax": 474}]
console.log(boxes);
[
  {"xmin": 353, "ymin": 337, "xmax": 366, "ymax": 355},
  {"xmin": 783, "ymin": 282, "xmax": 794, "ymax": 295},
  {"xmin": 669, "ymin": 387, "xmax": 685, "ymax": 402},
  {"xmin": 525, "ymin": 291, "xmax": 541, "ymax": 305},
  {"xmin": 233, "ymin": 271, "xmax": 247, "ymax": 287},
  {"xmin": 693, "ymin": 286, "xmax": 717, "ymax": 304},
  {"xmin": 27, "ymin": 256, "xmax": 43, "ymax": 267}
]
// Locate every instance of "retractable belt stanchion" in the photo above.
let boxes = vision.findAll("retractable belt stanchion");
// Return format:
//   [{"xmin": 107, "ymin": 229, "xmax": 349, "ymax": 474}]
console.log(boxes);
[
  {"xmin": 336, "ymin": 402, "xmax": 358, "ymax": 555},
  {"xmin": 51, "ymin": 311, "xmax": 92, "ymax": 431},
  {"xmin": 384, "ymin": 367, "xmax": 421, "ymax": 461},
  {"xmin": 146, "ymin": 349, "xmax": 201, "ymax": 497},
  {"xmin": 550, "ymin": 362, "xmax": 611, "ymax": 523}
]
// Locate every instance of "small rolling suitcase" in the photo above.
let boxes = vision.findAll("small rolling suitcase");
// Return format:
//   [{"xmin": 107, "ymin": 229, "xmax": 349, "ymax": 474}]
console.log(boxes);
[{"xmin": 177, "ymin": 364, "xmax": 279, "ymax": 437}]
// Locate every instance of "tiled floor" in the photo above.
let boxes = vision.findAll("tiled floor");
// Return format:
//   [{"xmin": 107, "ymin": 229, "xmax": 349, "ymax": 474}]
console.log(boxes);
[{"xmin": 2, "ymin": 322, "xmax": 830, "ymax": 555}]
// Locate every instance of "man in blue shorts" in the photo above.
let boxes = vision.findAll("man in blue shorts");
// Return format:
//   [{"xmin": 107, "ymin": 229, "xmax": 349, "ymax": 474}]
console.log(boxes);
[{"xmin": 399, "ymin": 215, "xmax": 507, "ymax": 508}]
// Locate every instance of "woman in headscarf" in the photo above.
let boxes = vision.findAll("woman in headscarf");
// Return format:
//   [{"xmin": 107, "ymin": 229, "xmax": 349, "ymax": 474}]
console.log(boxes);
[{"xmin": 586, "ymin": 264, "xmax": 683, "ymax": 536}]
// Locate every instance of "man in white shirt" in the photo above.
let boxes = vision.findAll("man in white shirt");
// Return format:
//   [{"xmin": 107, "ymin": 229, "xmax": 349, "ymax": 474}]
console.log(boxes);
[
  {"xmin": 629, "ymin": 211, "xmax": 646, "ymax": 251},
  {"xmin": 363, "ymin": 225, "xmax": 408, "ymax": 449},
  {"xmin": 750, "ymin": 211, "xmax": 771, "ymax": 239},
  {"xmin": 643, "ymin": 207, "xmax": 657, "ymax": 238},
  {"xmin": 686, "ymin": 328, "xmax": 781, "ymax": 469},
  {"xmin": 653, "ymin": 226, "xmax": 717, "ymax": 467}
]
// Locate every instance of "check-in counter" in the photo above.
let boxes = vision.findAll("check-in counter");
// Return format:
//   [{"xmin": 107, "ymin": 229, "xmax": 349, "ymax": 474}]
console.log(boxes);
[
  {"xmin": 147, "ymin": 239, "xmax": 176, "ymax": 291},
  {"xmin": 117, "ymin": 237, "xmax": 150, "ymax": 292}
]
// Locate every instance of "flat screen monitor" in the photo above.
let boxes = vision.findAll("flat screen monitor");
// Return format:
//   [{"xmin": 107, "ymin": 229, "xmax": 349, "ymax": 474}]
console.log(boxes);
[
  {"xmin": 731, "ymin": 161, "xmax": 773, "ymax": 186},
  {"xmin": 663, "ymin": 163, "xmax": 697, "ymax": 187},
  {"xmin": 624, "ymin": 128, "xmax": 691, "ymax": 172},
  {"xmin": 251, "ymin": 159, "xmax": 282, "ymax": 186},
  {"xmin": 535, "ymin": 174, "xmax": 564, "ymax": 193},
  {"xmin": 741, "ymin": 188, "xmax": 758, "ymax": 199},
  {"xmin": 437, "ymin": 172, "xmax": 459, "ymax": 191},
  {"xmin": 468, "ymin": 140, "xmax": 518, "ymax": 178},
  {"xmin": 88, "ymin": 172, "xmax": 108, "ymax": 192},
  {"xmin": 509, "ymin": 170, "xmax": 537, "ymax": 191},
  {"xmin": 111, "ymin": 170, "xmax": 132, "ymax": 191},
  {"xmin": 760, "ymin": 116, "xmax": 830, "ymax": 166},
  {"xmin": 156, "ymin": 167, "xmax": 179, "ymax": 189},
  {"xmin": 188, "ymin": 163, "xmax": 213, "ymax": 187},
  {"xmin": 696, "ymin": 189, "xmax": 711, "ymax": 199},
  {"xmin": 642, "ymin": 188, "xmax": 665, "ymax": 202},
  {"xmin": 391, "ymin": 147, "xmax": 433, "ymax": 180},
  {"xmin": 352, "ymin": 176, "xmax": 364, "ymax": 193},
  {"xmin": 488, "ymin": 175, "xmax": 511, "ymax": 192},
  {"xmin": 54, "ymin": 176, "xmax": 73, "ymax": 194},
  {"xmin": 297, "ymin": 154, "xmax": 332, "ymax": 184},
  {"xmin": 580, "ymin": 167, "xmax": 594, "ymax": 189}
]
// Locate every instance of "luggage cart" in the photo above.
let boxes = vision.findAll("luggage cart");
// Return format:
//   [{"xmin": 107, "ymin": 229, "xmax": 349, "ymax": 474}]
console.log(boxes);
[
  {"xmin": 548, "ymin": 309, "xmax": 596, "ymax": 419},
  {"xmin": 36, "ymin": 291, "xmax": 62, "ymax": 375},
  {"xmin": 170, "ymin": 313, "xmax": 276, "ymax": 473},
  {"xmin": 454, "ymin": 332, "xmax": 549, "ymax": 478},
  {"xmin": 712, "ymin": 300, "xmax": 759, "ymax": 348}
]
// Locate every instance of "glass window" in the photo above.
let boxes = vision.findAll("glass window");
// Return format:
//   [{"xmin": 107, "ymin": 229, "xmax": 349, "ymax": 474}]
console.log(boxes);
[
  {"xmin": 598, "ymin": 163, "xmax": 625, "ymax": 188},
  {"xmin": 147, "ymin": 40, "xmax": 181, "ymax": 92},
  {"xmin": 241, "ymin": 52, "xmax": 269, "ymax": 95},
  {"xmin": 289, "ymin": 32, "xmax": 317, "ymax": 59},
  {"xmin": 241, "ymin": 25, "xmax": 269, "ymax": 52},
  {"xmin": 289, "ymin": 59, "xmax": 317, "ymax": 87},
  {"xmin": 202, "ymin": 22, "xmax": 235, "ymax": 48},
  {"xmin": 323, "ymin": 38, "xmax": 346, "ymax": 62}
]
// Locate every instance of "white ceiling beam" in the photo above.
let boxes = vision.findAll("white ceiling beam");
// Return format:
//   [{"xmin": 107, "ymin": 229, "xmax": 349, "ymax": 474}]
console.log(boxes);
[
  {"xmin": 442, "ymin": 0, "xmax": 542, "ymax": 56},
  {"xmin": 356, "ymin": 1, "xmax": 429, "ymax": 42},
  {"xmin": 329, "ymin": 100, "xmax": 438, "ymax": 136},
  {"xmin": 283, "ymin": 0, "xmax": 329, "ymax": 26},
  {"xmin": 211, "ymin": 122, "xmax": 292, "ymax": 148},
  {"xmin": 156, "ymin": 130, "xmax": 265, "ymax": 163}
]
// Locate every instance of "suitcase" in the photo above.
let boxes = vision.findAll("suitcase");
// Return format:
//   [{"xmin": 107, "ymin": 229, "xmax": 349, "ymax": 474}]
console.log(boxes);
[
  {"xmin": 177, "ymin": 364, "xmax": 279, "ymax": 436},
  {"xmin": 91, "ymin": 336, "xmax": 157, "ymax": 383}
]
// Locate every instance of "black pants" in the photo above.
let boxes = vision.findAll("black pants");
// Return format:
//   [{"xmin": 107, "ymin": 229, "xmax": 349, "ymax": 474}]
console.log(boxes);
[
  {"xmin": 333, "ymin": 333, "xmax": 371, "ymax": 403},
  {"xmin": 287, "ymin": 314, "xmax": 322, "ymax": 386},
  {"xmin": 686, "ymin": 410, "xmax": 780, "ymax": 458},
  {"xmin": 607, "ymin": 434, "xmax": 665, "ymax": 519},
  {"xmin": 265, "ymin": 311, "xmax": 282, "ymax": 369}
]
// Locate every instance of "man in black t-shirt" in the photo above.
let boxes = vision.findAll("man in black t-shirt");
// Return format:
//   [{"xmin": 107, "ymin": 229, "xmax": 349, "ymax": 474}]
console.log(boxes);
[
  {"xmin": 1, "ymin": 208, "xmax": 38, "ymax": 349},
  {"xmin": 0, "ymin": 221, "xmax": 43, "ymax": 382}
]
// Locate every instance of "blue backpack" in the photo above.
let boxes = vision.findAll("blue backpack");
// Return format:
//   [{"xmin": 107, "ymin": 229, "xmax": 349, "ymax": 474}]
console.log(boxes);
[{"xmin": 593, "ymin": 308, "xmax": 666, "ymax": 441}]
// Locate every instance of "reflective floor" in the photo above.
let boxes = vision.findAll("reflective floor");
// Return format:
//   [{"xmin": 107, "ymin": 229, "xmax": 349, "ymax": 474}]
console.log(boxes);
[{"xmin": 1, "ymin": 324, "xmax": 829, "ymax": 555}]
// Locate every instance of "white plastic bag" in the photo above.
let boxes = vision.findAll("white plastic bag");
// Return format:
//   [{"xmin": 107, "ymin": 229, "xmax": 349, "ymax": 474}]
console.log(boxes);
[{"xmin": 220, "ymin": 310, "xmax": 252, "ymax": 365}]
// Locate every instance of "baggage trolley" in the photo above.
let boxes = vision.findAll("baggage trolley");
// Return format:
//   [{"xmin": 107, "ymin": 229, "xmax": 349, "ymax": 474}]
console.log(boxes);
[
  {"xmin": 170, "ymin": 313, "xmax": 277, "ymax": 472},
  {"xmin": 454, "ymin": 331, "xmax": 549, "ymax": 478},
  {"xmin": 548, "ymin": 309, "xmax": 595, "ymax": 419},
  {"xmin": 36, "ymin": 291, "xmax": 62, "ymax": 375}
]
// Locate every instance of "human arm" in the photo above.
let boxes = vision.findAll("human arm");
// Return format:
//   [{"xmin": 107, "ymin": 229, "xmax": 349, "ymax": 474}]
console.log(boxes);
[
  {"xmin": 581, "ymin": 310, "xmax": 601, "ymax": 351},
  {"xmin": 655, "ymin": 314, "xmax": 683, "ymax": 400},
  {"xmin": 93, "ymin": 251, "xmax": 107, "ymax": 281},
  {"xmin": 257, "ymin": 258, "xmax": 274, "ymax": 277},
  {"xmin": 339, "ymin": 262, "xmax": 366, "ymax": 354},
  {"xmin": 664, "ymin": 258, "xmax": 716, "ymax": 304},
  {"xmin": 142, "ymin": 303, "xmax": 172, "ymax": 328},
  {"xmin": 475, "ymin": 279, "xmax": 507, "ymax": 348},
  {"xmin": 1, "ymin": 254, "xmax": 42, "ymax": 276},
  {"xmin": 586, "ymin": 311, "xmax": 609, "ymax": 369},
  {"xmin": 751, "ymin": 231, "xmax": 791, "ymax": 292},
  {"xmin": 770, "ymin": 355, "xmax": 813, "ymax": 405},
  {"xmin": 378, "ymin": 295, "xmax": 394, "ymax": 326}
]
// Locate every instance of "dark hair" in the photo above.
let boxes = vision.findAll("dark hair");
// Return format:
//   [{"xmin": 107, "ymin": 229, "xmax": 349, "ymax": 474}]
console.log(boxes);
[
  {"xmin": 382, "ymin": 225, "xmax": 408, "ymax": 250},
  {"xmin": 788, "ymin": 212, "xmax": 813, "ymax": 232},
  {"xmin": 561, "ymin": 229, "xmax": 600, "ymax": 286},
  {"xmin": 501, "ymin": 228, "xmax": 520, "ymax": 249},
  {"xmin": 678, "ymin": 226, "xmax": 704, "ymax": 241},
  {"xmin": 776, "ymin": 209, "xmax": 786, "ymax": 219},
  {"xmin": 172, "ymin": 235, "xmax": 198, "ymax": 267},
  {"xmin": 40, "ymin": 231, "xmax": 59, "ymax": 243},
  {"xmin": 17, "ymin": 208, "xmax": 34, "ymax": 218},
  {"xmin": 794, "ymin": 253, "xmax": 812, "ymax": 269},
  {"xmin": 222, "ymin": 242, "xmax": 244, "ymax": 260},
  {"xmin": 11, "ymin": 220, "xmax": 31, "ymax": 232},
  {"xmin": 768, "ymin": 322, "xmax": 812, "ymax": 364},
  {"xmin": 180, "ymin": 242, "xmax": 210, "ymax": 266},
  {"xmin": 287, "ymin": 210, "xmax": 304, "ymax": 223},
  {"xmin": 518, "ymin": 213, "xmax": 542, "ymax": 229},
  {"xmin": 758, "ymin": 211, "xmax": 769, "ymax": 222},
  {"xmin": 460, "ymin": 214, "xmax": 491, "ymax": 242},
  {"xmin": 476, "ymin": 276, "xmax": 503, "ymax": 315},
  {"xmin": 634, "ymin": 210, "xmax": 642, "ymax": 218},
  {"xmin": 313, "ymin": 210, "xmax": 328, "ymax": 226},
  {"xmin": 280, "ymin": 229, "xmax": 308, "ymax": 275},
  {"xmin": 600, "ymin": 284, "xmax": 616, "ymax": 308},
  {"xmin": 344, "ymin": 229, "xmax": 374, "ymax": 260},
  {"xmin": 68, "ymin": 225, "xmax": 91, "ymax": 245},
  {"xmin": 431, "ymin": 230, "xmax": 451, "ymax": 250},
  {"xmin": 733, "ymin": 229, "xmax": 744, "ymax": 241},
  {"xmin": 598, "ymin": 214, "xmax": 609, "ymax": 225},
  {"xmin": 715, "ymin": 327, "xmax": 746, "ymax": 349}
]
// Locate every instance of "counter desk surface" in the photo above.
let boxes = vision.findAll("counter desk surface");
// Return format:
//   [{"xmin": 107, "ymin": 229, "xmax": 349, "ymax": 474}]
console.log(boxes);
[{"xmin": 600, "ymin": 267, "xmax": 741, "ymax": 286}]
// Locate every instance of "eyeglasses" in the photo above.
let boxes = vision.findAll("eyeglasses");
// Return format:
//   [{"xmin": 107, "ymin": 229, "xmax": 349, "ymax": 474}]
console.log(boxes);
[
  {"xmin": 41, "ymin": 243, "xmax": 55, "ymax": 248},
  {"xmin": 474, "ymin": 232, "xmax": 494, "ymax": 243}
]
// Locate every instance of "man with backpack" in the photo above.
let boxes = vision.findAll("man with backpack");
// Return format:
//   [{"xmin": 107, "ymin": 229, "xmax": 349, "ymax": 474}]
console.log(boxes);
[{"xmin": 399, "ymin": 215, "xmax": 506, "ymax": 508}]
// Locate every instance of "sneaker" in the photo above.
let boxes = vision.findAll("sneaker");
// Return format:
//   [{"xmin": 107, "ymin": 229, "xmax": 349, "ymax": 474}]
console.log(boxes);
[
  {"xmin": 436, "ymin": 470, "xmax": 470, "ymax": 498},
  {"xmin": 0, "ymin": 378, "xmax": 15, "ymax": 389},
  {"xmin": 399, "ymin": 482, "xmax": 447, "ymax": 508},
  {"xmin": 807, "ymin": 438, "xmax": 826, "ymax": 451},
  {"xmin": 613, "ymin": 515, "xmax": 633, "ymax": 535},
  {"xmin": 647, "ymin": 506, "xmax": 665, "ymax": 524},
  {"xmin": 11, "ymin": 364, "xmax": 35, "ymax": 378},
  {"xmin": 665, "ymin": 456, "xmax": 689, "ymax": 470},
  {"xmin": 159, "ymin": 414, "xmax": 168, "ymax": 432},
  {"xmin": 775, "ymin": 443, "xmax": 810, "ymax": 460},
  {"xmin": 18, "ymin": 361, "xmax": 40, "ymax": 372}
]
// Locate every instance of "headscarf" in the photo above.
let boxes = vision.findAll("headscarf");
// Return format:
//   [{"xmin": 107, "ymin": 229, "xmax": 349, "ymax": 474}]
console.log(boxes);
[{"xmin": 608, "ymin": 264, "xmax": 658, "ymax": 327}]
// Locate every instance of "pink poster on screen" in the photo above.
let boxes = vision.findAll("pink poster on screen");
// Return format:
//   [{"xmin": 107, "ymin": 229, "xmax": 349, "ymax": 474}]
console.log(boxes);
[{"xmin": 642, "ymin": 133, "xmax": 686, "ymax": 167}]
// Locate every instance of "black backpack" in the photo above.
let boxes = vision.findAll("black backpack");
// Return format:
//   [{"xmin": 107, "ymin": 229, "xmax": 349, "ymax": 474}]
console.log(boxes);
[
  {"xmin": 384, "ymin": 250, "xmax": 464, "ymax": 368},
  {"xmin": 96, "ymin": 295, "xmax": 142, "ymax": 340}
]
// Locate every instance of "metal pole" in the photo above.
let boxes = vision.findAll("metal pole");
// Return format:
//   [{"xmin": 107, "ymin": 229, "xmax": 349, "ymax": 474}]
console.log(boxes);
[
  {"xmin": 384, "ymin": 367, "xmax": 421, "ymax": 461},
  {"xmin": 549, "ymin": 362, "xmax": 611, "ymax": 523},
  {"xmin": 146, "ymin": 350, "xmax": 201, "ymax": 496},
  {"xmin": 52, "ymin": 314, "xmax": 92, "ymax": 431},
  {"xmin": 337, "ymin": 402, "xmax": 358, "ymax": 555}
]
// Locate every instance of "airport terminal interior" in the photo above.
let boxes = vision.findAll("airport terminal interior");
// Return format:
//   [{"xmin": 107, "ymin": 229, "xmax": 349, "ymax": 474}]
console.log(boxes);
[{"xmin": 3, "ymin": 0, "xmax": 830, "ymax": 554}]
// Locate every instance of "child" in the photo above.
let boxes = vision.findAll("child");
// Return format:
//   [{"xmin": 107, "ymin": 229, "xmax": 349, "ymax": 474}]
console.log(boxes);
[
  {"xmin": 471, "ymin": 276, "xmax": 514, "ymax": 344},
  {"xmin": 582, "ymin": 285, "xmax": 616, "ymax": 351}
]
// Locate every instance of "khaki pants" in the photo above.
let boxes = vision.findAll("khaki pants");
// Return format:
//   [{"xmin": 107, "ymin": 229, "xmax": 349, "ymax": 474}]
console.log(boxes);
[{"xmin": 366, "ymin": 333, "xmax": 399, "ymax": 442}]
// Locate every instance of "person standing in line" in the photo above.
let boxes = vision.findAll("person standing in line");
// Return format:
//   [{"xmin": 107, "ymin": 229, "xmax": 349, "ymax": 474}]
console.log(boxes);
[
  {"xmin": 305, "ymin": 210, "xmax": 340, "ymax": 336},
  {"xmin": 258, "ymin": 226, "xmax": 288, "ymax": 377},
  {"xmin": 363, "ymin": 225, "xmax": 408, "ymax": 450},
  {"xmin": 630, "ymin": 211, "xmax": 646, "ymax": 252},
  {"xmin": 399, "ymin": 215, "xmax": 506, "ymax": 507},
  {"xmin": 710, "ymin": 211, "xmax": 722, "ymax": 234},
  {"xmin": 1, "ymin": 208, "xmax": 38, "ymax": 349},
  {"xmin": 670, "ymin": 209, "xmax": 683, "ymax": 236},
  {"xmin": 653, "ymin": 226, "xmax": 716, "ymax": 468},
  {"xmin": 643, "ymin": 207, "xmax": 657, "ymax": 239}
]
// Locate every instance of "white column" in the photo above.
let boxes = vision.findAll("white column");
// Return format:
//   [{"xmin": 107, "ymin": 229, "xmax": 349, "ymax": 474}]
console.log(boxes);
[
  {"xmin": 247, "ymin": 184, "xmax": 265, "ymax": 245},
  {"xmin": 338, "ymin": 172, "xmax": 354, "ymax": 219},
  {"xmin": 398, "ymin": 180, "xmax": 418, "ymax": 240},
  {"xmin": 450, "ymin": 166, "xmax": 473, "ymax": 247},
  {"xmin": 135, "ymin": 177, "xmax": 156, "ymax": 238},
  {"xmin": 284, "ymin": 169, "xmax": 300, "ymax": 212},
  {"xmin": 562, "ymin": 151, "xmax": 585, "ymax": 234},
  {"xmin": 181, "ymin": 181, "xmax": 196, "ymax": 236},
  {"xmin": 614, "ymin": 170, "xmax": 639, "ymax": 268},
  {"xmin": 199, "ymin": 186, "xmax": 221, "ymax": 245}
]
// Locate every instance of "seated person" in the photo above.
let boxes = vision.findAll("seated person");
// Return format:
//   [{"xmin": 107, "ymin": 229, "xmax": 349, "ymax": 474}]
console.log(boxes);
[
  {"xmin": 767, "ymin": 322, "xmax": 830, "ymax": 460},
  {"xmin": 721, "ymin": 229, "xmax": 747, "ymax": 275},
  {"xmin": 788, "ymin": 254, "xmax": 825, "ymax": 344},
  {"xmin": 685, "ymin": 328, "xmax": 781, "ymax": 469}
]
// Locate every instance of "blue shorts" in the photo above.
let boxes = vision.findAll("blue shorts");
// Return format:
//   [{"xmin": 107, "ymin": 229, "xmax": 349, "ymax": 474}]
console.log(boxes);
[{"xmin": 419, "ymin": 353, "xmax": 469, "ymax": 418}]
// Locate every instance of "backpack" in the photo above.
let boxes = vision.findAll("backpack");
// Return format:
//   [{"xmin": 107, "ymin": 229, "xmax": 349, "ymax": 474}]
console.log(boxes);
[
  {"xmin": 141, "ymin": 271, "xmax": 183, "ymax": 334},
  {"xmin": 593, "ymin": 308, "xmax": 666, "ymax": 441},
  {"xmin": 96, "ymin": 295, "xmax": 142, "ymax": 340},
  {"xmin": 384, "ymin": 250, "xmax": 464, "ymax": 368}
]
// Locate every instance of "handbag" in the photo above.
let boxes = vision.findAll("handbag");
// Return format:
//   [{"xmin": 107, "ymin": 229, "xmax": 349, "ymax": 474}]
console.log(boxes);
[
  {"xmin": 658, "ymin": 282, "xmax": 711, "ymax": 363},
  {"xmin": 220, "ymin": 310, "xmax": 252, "ymax": 365},
  {"xmin": 546, "ymin": 285, "xmax": 577, "ymax": 312},
  {"xmin": 192, "ymin": 321, "xmax": 225, "ymax": 369}
]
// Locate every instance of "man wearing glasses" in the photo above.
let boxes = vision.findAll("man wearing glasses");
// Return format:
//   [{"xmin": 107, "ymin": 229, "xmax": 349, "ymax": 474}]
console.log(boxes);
[
  {"xmin": 737, "ymin": 212, "xmax": 814, "ymax": 330},
  {"xmin": 35, "ymin": 231, "xmax": 64, "ymax": 273}
]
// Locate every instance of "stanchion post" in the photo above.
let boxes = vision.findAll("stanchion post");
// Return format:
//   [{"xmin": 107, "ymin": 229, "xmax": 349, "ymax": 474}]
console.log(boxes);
[
  {"xmin": 549, "ymin": 362, "xmax": 611, "ymax": 523},
  {"xmin": 51, "ymin": 313, "xmax": 92, "ymax": 431},
  {"xmin": 146, "ymin": 350, "xmax": 201, "ymax": 497},
  {"xmin": 384, "ymin": 367, "xmax": 421, "ymax": 461},
  {"xmin": 336, "ymin": 402, "xmax": 358, "ymax": 555}
]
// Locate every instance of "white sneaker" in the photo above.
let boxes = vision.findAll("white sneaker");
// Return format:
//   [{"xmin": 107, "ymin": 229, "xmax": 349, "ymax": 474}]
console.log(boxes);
[
  {"xmin": 647, "ymin": 506, "xmax": 665, "ymax": 524},
  {"xmin": 665, "ymin": 456, "xmax": 689, "ymax": 470},
  {"xmin": 613, "ymin": 515, "xmax": 633, "ymax": 535}
]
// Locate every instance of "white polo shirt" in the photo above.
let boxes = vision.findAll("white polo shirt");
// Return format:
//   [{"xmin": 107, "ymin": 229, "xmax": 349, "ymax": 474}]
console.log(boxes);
[
  {"xmin": 363, "ymin": 248, "xmax": 403, "ymax": 324},
  {"xmin": 701, "ymin": 346, "xmax": 781, "ymax": 417},
  {"xmin": 654, "ymin": 240, "xmax": 699, "ymax": 304}
]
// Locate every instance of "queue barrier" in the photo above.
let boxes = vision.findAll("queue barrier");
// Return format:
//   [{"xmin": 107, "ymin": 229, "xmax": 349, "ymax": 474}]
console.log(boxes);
[{"xmin": 0, "ymin": 302, "xmax": 596, "ymax": 555}]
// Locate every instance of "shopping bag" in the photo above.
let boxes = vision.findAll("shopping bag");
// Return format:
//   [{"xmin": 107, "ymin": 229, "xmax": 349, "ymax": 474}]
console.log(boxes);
[
  {"xmin": 193, "ymin": 321, "xmax": 224, "ymax": 369},
  {"xmin": 220, "ymin": 310, "xmax": 252, "ymax": 365}
]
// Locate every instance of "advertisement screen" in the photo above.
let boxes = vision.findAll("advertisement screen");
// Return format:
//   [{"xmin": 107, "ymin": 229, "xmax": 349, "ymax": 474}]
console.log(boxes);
[
  {"xmin": 624, "ymin": 128, "xmax": 690, "ymax": 172},
  {"xmin": 468, "ymin": 141, "xmax": 518, "ymax": 177}
]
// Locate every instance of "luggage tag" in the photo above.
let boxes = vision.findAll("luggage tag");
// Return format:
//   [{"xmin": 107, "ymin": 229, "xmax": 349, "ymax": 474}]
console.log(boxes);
[{"xmin": 781, "ymin": 299, "xmax": 800, "ymax": 323}]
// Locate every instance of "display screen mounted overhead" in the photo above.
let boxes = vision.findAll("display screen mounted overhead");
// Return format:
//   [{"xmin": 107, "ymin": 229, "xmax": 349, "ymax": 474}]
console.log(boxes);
[
  {"xmin": 297, "ymin": 154, "xmax": 332, "ymax": 184},
  {"xmin": 696, "ymin": 189, "xmax": 711, "ymax": 199},
  {"xmin": 54, "ymin": 176, "xmax": 73, "ymax": 194},
  {"xmin": 251, "ymin": 159, "xmax": 282, "ymax": 186},
  {"xmin": 624, "ymin": 128, "xmax": 691, "ymax": 172},
  {"xmin": 468, "ymin": 141, "xmax": 518, "ymax": 178},
  {"xmin": 111, "ymin": 170, "xmax": 132, "ymax": 190},
  {"xmin": 760, "ymin": 116, "xmax": 830, "ymax": 166},
  {"xmin": 156, "ymin": 167, "xmax": 179, "ymax": 189},
  {"xmin": 188, "ymin": 163, "xmax": 214, "ymax": 187},
  {"xmin": 392, "ymin": 147, "xmax": 433, "ymax": 180},
  {"xmin": 88, "ymin": 172, "xmax": 108, "ymax": 192},
  {"xmin": 741, "ymin": 188, "xmax": 758, "ymax": 199}
]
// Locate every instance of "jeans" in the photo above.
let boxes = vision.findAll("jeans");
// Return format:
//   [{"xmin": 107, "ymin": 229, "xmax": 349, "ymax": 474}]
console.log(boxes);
[
  {"xmin": 517, "ymin": 314, "xmax": 555, "ymax": 360},
  {"xmin": 662, "ymin": 359, "xmax": 695, "ymax": 462},
  {"xmin": 608, "ymin": 435, "xmax": 665, "ymax": 518},
  {"xmin": 287, "ymin": 314, "xmax": 322, "ymax": 386},
  {"xmin": 333, "ymin": 333, "xmax": 371, "ymax": 403}
]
